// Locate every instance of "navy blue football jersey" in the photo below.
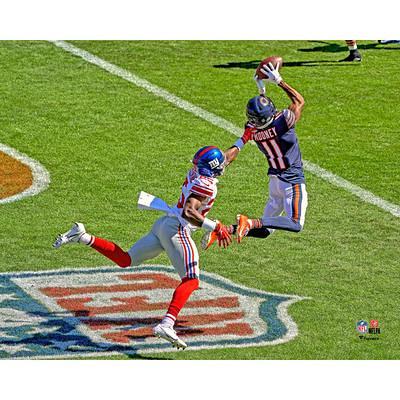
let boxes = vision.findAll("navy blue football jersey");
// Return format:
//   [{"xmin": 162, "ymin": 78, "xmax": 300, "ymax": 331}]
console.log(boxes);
[{"xmin": 245, "ymin": 109, "xmax": 305, "ymax": 184}]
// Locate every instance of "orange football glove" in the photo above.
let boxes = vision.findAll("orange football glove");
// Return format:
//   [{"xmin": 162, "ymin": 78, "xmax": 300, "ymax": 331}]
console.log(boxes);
[{"xmin": 214, "ymin": 221, "xmax": 232, "ymax": 248}]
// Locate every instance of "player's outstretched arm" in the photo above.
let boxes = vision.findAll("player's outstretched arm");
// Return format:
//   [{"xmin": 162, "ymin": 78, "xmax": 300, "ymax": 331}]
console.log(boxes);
[
  {"xmin": 183, "ymin": 194, "xmax": 232, "ymax": 248},
  {"xmin": 278, "ymin": 80, "xmax": 305, "ymax": 122},
  {"xmin": 260, "ymin": 63, "xmax": 305, "ymax": 122},
  {"xmin": 224, "ymin": 125, "xmax": 255, "ymax": 166},
  {"xmin": 224, "ymin": 146, "xmax": 240, "ymax": 166}
]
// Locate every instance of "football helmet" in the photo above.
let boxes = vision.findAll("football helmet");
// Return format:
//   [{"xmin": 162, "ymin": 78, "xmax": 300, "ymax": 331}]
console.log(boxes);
[
  {"xmin": 192, "ymin": 146, "xmax": 225, "ymax": 177},
  {"xmin": 246, "ymin": 95, "xmax": 277, "ymax": 128}
]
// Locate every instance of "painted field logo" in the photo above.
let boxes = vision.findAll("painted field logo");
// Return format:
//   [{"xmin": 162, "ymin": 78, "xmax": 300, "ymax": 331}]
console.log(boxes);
[{"xmin": 0, "ymin": 266, "xmax": 308, "ymax": 359}]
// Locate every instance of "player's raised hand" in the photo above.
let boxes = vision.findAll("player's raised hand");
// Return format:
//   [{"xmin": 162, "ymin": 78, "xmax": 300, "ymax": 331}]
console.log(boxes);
[
  {"xmin": 259, "ymin": 62, "xmax": 282, "ymax": 85},
  {"xmin": 254, "ymin": 74, "xmax": 266, "ymax": 95},
  {"xmin": 214, "ymin": 221, "xmax": 232, "ymax": 248}
]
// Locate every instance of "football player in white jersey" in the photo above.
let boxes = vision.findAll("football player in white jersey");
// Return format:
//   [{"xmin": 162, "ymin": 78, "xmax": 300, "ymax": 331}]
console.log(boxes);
[{"xmin": 53, "ymin": 146, "xmax": 234, "ymax": 350}]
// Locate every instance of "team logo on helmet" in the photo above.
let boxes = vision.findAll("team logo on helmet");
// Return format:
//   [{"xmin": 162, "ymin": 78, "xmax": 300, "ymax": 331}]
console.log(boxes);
[
  {"xmin": 208, "ymin": 158, "xmax": 220, "ymax": 169},
  {"xmin": 246, "ymin": 96, "xmax": 277, "ymax": 128},
  {"xmin": 192, "ymin": 146, "xmax": 225, "ymax": 177}
]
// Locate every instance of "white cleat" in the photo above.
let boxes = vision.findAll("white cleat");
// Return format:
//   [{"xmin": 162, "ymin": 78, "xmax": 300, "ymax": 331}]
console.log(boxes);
[
  {"xmin": 153, "ymin": 323, "xmax": 187, "ymax": 350},
  {"xmin": 53, "ymin": 222, "xmax": 86, "ymax": 249}
]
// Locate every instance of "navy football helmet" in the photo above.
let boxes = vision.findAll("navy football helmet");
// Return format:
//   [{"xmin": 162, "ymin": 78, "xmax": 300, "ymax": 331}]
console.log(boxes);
[
  {"xmin": 192, "ymin": 146, "xmax": 225, "ymax": 177},
  {"xmin": 246, "ymin": 95, "xmax": 277, "ymax": 128}
]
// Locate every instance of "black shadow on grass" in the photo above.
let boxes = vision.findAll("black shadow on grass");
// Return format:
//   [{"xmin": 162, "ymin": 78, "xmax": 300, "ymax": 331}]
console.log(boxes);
[
  {"xmin": 298, "ymin": 40, "xmax": 400, "ymax": 53},
  {"xmin": 213, "ymin": 59, "xmax": 360, "ymax": 70}
]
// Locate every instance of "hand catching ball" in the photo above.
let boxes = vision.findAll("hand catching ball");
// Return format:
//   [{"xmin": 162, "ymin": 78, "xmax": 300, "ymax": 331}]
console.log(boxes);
[{"xmin": 255, "ymin": 56, "xmax": 283, "ymax": 79}]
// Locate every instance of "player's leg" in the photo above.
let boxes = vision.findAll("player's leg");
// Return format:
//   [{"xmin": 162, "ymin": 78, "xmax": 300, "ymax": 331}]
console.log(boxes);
[
  {"xmin": 235, "ymin": 176, "xmax": 284, "ymax": 241},
  {"xmin": 237, "ymin": 180, "xmax": 308, "ymax": 240},
  {"xmin": 339, "ymin": 40, "xmax": 362, "ymax": 62},
  {"xmin": 153, "ymin": 218, "xmax": 200, "ymax": 349},
  {"xmin": 260, "ymin": 181, "xmax": 308, "ymax": 232},
  {"xmin": 247, "ymin": 176, "xmax": 284, "ymax": 238},
  {"xmin": 53, "ymin": 221, "xmax": 164, "ymax": 268},
  {"xmin": 53, "ymin": 222, "xmax": 132, "ymax": 267}
]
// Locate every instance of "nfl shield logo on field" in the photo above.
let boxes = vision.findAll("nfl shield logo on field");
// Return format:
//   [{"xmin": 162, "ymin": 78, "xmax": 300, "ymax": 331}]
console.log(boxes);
[{"xmin": 0, "ymin": 265, "xmax": 309, "ymax": 358}]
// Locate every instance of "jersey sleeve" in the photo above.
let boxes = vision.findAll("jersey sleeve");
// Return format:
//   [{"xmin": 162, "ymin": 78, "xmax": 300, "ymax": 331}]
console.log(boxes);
[
  {"xmin": 282, "ymin": 109, "xmax": 296, "ymax": 129},
  {"xmin": 242, "ymin": 123, "xmax": 256, "ymax": 143},
  {"xmin": 189, "ymin": 177, "xmax": 215, "ymax": 198}
]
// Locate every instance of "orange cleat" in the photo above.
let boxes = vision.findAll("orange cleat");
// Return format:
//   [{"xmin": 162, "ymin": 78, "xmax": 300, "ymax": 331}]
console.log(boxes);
[{"xmin": 236, "ymin": 214, "xmax": 250, "ymax": 243}]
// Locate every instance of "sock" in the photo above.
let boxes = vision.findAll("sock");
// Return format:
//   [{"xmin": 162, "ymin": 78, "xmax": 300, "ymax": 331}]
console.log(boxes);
[
  {"xmin": 248, "ymin": 218, "xmax": 262, "ymax": 229},
  {"xmin": 230, "ymin": 218, "xmax": 262, "ymax": 234},
  {"xmin": 90, "ymin": 236, "xmax": 132, "ymax": 268},
  {"xmin": 161, "ymin": 278, "xmax": 199, "ymax": 327},
  {"xmin": 345, "ymin": 40, "xmax": 357, "ymax": 51},
  {"xmin": 228, "ymin": 224, "xmax": 236, "ymax": 234},
  {"xmin": 230, "ymin": 224, "xmax": 271, "ymax": 238},
  {"xmin": 79, "ymin": 233, "xmax": 93, "ymax": 245}
]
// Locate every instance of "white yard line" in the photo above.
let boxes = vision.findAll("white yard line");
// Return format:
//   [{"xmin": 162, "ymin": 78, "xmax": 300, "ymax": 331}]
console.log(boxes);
[
  {"xmin": 0, "ymin": 143, "xmax": 50, "ymax": 204},
  {"xmin": 51, "ymin": 40, "xmax": 400, "ymax": 219}
]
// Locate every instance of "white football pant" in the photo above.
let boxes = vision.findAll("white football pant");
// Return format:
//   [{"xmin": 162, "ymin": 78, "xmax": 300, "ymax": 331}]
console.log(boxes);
[
  {"xmin": 127, "ymin": 216, "xmax": 199, "ymax": 279},
  {"xmin": 262, "ymin": 175, "xmax": 308, "ymax": 233}
]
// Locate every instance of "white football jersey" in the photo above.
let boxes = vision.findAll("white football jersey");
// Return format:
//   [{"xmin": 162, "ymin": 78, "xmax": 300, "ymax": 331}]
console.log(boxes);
[{"xmin": 169, "ymin": 168, "xmax": 218, "ymax": 230}]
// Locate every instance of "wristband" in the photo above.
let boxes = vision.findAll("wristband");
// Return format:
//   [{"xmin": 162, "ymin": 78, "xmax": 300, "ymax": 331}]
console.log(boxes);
[
  {"xmin": 202, "ymin": 217, "xmax": 217, "ymax": 232},
  {"xmin": 233, "ymin": 138, "xmax": 245, "ymax": 150}
]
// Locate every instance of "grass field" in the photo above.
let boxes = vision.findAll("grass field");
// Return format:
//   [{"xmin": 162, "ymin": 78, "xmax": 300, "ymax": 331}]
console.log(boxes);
[{"xmin": 1, "ymin": 40, "xmax": 399, "ymax": 359}]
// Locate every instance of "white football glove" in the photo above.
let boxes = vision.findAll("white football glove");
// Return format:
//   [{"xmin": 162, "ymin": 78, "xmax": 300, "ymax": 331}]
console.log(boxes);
[{"xmin": 259, "ymin": 62, "xmax": 282, "ymax": 85}]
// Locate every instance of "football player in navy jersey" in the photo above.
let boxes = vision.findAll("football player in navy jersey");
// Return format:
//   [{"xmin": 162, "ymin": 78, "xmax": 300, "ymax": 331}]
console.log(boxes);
[{"xmin": 225, "ymin": 62, "xmax": 309, "ymax": 243}]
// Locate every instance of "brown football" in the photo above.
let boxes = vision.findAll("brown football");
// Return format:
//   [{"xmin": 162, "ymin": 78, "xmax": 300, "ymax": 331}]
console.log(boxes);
[{"xmin": 255, "ymin": 56, "xmax": 283, "ymax": 79}]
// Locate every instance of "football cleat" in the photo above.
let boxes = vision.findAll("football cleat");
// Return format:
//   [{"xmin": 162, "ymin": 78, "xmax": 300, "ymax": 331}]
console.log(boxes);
[
  {"xmin": 53, "ymin": 222, "xmax": 86, "ymax": 249},
  {"xmin": 236, "ymin": 214, "xmax": 250, "ymax": 243},
  {"xmin": 201, "ymin": 230, "xmax": 218, "ymax": 250},
  {"xmin": 153, "ymin": 323, "xmax": 187, "ymax": 350},
  {"xmin": 339, "ymin": 50, "xmax": 362, "ymax": 62},
  {"xmin": 378, "ymin": 40, "xmax": 400, "ymax": 44}
]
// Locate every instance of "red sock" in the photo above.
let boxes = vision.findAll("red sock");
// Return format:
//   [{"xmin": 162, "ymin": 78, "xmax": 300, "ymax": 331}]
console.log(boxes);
[
  {"xmin": 90, "ymin": 236, "xmax": 131, "ymax": 268},
  {"xmin": 163, "ymin": 278, "xmax": 199, "ymax": 325}
]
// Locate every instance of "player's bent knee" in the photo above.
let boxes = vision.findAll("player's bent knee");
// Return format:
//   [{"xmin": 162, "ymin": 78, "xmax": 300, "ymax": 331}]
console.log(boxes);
[
  {"xmin": 182, "ymin": 277, "xmax": 200, "ymax": 289},
  {"xmin": 291, "ymin": 219, "xmax": 303, "ymax": 233},
  {"xmin": 128, "ymin": 256, "xmax": 141, "ymax": 267},
  {"xmin": 117, "ymin": 253, "xmax": 132, "ymax": 268}
]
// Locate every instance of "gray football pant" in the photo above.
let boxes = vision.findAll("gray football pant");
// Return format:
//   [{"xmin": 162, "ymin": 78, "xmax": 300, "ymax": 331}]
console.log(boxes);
[{"xmin": 127, "ymin": 216, "xmax": 199, "ymax": 279}]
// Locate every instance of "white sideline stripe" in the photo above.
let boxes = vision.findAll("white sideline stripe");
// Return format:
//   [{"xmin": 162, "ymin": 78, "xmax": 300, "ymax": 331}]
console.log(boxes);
[
  {"xmin": 0, "ymin": 143, "xmax": 51, "ymax": 204},
  {"xmin": 51, "ymin": 40, "xmax": 400, "ymax": 219}
]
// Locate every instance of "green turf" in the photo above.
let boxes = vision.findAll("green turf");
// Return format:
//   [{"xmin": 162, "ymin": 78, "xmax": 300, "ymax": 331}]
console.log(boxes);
[{"xmin": 0, "ymin": 40, "xmax": 399, "ymax": 359}]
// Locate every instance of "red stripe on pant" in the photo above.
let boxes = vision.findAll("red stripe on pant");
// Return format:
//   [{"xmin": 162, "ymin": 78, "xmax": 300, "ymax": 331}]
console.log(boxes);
[
  {"xmin": 178, "ymin": 226, "xmax": 189, "ymax": 277},
  {"xmin": 90, "ymin": 237, "xmax": 131, "ymax": 268},
  {"xmin": 182, "ymin": 227, "xmax": 196, "ymax": 279}
]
